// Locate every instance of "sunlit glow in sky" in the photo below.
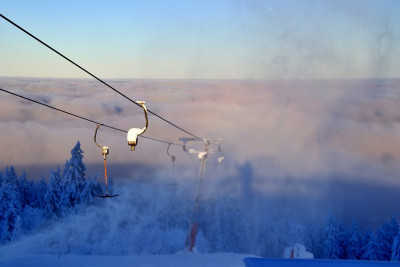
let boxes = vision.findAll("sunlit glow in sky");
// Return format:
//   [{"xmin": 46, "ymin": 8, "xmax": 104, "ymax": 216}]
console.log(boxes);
[{"xmin": 1, "ymin": 0, "xmax": 400, "ymax": 79}]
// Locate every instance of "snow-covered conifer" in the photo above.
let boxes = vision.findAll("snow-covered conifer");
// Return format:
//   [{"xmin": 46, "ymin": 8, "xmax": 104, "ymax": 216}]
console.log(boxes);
[
  {"xmin": 209, "ymin": 197, "xmax": 232, "ymax": 252},
  {"xmin": 304, "ymin": 223, "xmax": 320, "ymax": 258},
  {"xmin": 18, "ymin": 172, "xmax": 30, "ymax": 209},
  {"xmin": 0, "ymin": 166, "xmax": 23, "ymax": 244},
  {"xmin": 80, "ymin": 176, "xmax": 102, "ymax": 204},
  {"xmin": 321, "ymin": 214, "xmax": 343, "ymax": 259},
  {"xmin": 392, "ymin": 229, "xmax": 400, "ymax": 261},
  {"xmin": 31, "ymin": 177, "xmax": 47, "ymax": 210},
  {"xmin": 337, "ymin": 221, "xmax": 348, "ymax": 259},
  {"xmin": 62, "ymin": 141, "xmax": 87, "ymax": 207},
  {"xmin": 24, "ymin": 178, "xmax": 36, "ymax": 208},
  {"xmin": 361, "ymin": 230, "xmax": 386, "ymax": 261},
  {"xmin": 346, "ymin": 218, "xmax": 362, "ymax": 260},
  {"xmin": 377, "ymin": 218, "xmax": 399, "ymax": 261},
  {"xmin": 44, "ymin": 167, "xmax": 63, "ymax": 217}
]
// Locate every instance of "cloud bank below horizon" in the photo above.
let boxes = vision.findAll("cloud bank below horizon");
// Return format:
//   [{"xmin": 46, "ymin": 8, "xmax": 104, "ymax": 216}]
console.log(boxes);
[{"xmin": 1, "ymin": 77, "xmax": 400, "ymax": 228}]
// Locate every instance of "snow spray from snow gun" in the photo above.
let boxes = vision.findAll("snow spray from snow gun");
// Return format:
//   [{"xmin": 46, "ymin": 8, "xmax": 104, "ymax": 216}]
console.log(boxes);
[{"xmin": 180, "ymin": 137, "xmax": 224, "ymax": 251}]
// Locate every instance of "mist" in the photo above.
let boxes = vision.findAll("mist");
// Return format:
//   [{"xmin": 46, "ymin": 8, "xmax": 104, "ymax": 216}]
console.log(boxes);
[{"xmin": 1, "ymin": 76, "xmax": 400, "ymax": 230}]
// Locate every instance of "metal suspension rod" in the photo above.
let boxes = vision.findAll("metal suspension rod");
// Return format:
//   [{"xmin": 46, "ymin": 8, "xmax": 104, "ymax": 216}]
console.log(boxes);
[
  {"xmin": 104, "ymin": 158, "xmax": 109, "ymax": 195},
  {"xmin": 185, "ymin": 140, "xmax": 209, "ymax": 251}
]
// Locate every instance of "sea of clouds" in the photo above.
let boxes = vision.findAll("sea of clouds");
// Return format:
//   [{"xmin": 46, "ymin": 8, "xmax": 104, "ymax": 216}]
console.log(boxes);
[{"xmin": 1, "ymin": 77, "xmax": 400, "ymax": 226}]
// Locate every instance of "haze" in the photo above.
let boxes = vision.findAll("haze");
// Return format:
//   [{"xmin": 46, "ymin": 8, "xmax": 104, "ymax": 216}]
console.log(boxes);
[{"xmin": 1, "ymin": 0, "xmax": 400, "ymax": 227}]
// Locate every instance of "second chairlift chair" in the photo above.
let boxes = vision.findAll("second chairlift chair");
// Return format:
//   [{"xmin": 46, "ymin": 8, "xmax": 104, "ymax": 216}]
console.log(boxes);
[{"xmin": 127, "ymin": 101, "xmax": 148, "ymax": 151}]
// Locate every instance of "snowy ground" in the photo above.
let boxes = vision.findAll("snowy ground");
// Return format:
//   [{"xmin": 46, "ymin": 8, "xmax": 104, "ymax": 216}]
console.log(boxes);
[
  {"xmin": 0, "ymin": 252, "xmax": 253, "ymax": 267},
  {"xmin": 244, "ymin": 258, "xmax": 400, "ymax": 266},
  {"xmin": 2, "ymin": 253, "xmax": 400, "ymax": 267}
]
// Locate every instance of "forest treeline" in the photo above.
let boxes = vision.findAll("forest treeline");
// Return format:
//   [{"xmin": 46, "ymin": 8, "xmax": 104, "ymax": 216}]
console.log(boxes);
[{"xmin": 0, "ymin": 141, "xmax": 104, "ymax": 244}]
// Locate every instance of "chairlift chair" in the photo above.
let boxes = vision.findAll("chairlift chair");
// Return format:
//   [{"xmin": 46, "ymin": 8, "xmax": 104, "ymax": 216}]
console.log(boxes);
[
  {"xmin": 127, "ymin": 101, "xmax": 148, "ymax": 151},
  {"xmin": 167, "ymin": 143, "xmax": 178, "ymax": 186},
  {"xmin": 94, "ymin": 124, "xmax": 119, "ymax": 198},
  {"xmin": 217, "ymin": 144, "xmax": 225, "ymax": 163}
]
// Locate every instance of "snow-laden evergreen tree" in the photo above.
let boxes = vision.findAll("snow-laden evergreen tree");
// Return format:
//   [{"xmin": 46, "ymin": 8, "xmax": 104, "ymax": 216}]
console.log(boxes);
[
  {"xmin": 377, "ymin": 218, "xmax": 399, "ymax": 261},
  {"xmin": 337, "ymin": 221, "xmax": 348, "ymax": 259},
  {"xmin": 44, "ymin": 167, "xmax": 63, "ymax": 217},
  {"xmin": 25, "ymin": 178, "xmax": 36, "ymax": 208},
  {"xmin": 80, "ymin": 175, "xmax": 102, "ymax": 204},
  {"xmin": 361, "ymin": 228, "xmax": 372, "ymax": 258},
  {"xmin": 18, "ymin": 172, "xmax": 30, "ymax": 209},
  {"xmin": 212, "ymin": 196, "xmax": 230, "ymax": 252},
  {"xmin": 392, "ymin": 229, "xmax": 400, "ymax": 261},
  {"xmin": 207, "ymin": 195, "xmax": 246, "ymax": 253},
  {"xmin": 60, "ymin": 159, "xmax": 71, "ymax": 208},
  {"xmin": 31, "ymin": 177, "xmax": 47, "ymax": 210},
  {"xmin": 62, "ymin": 141, "xmax": 87, "ymax": 207},
  {"xmin": 0, "ymin": 166, "xmax": 23, "ymax": 244},
  {"xmin": 321, "ymin": 214, "xmax": 343, "ymax": 259},
  {"xmin": 361, "ymin": 230, "xmax": 386, "ymax": 261},
  {"xmin": 346, "ymin": 218, "xmax": 362, "ymax": 260},
  {"xmin": 304, "ymin": 223, "xmax": 320, "ymax": 258}
]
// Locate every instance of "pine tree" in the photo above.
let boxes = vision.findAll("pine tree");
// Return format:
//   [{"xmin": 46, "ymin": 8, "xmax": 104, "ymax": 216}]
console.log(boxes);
[
  {"xmin": 304, "ymin": 223, "xmax": 320, "ymax": 258},
  {"xmin": 377, "ymin": 218, "xmax": 399, "ymax": 261},
  {"xmin": 337, "ymin": 221, "xmax": 348, "ymax": 259},
  {"xmin": 346, "ymin": 218, "xmax": 362, "ymax": 260},
  {"xmin": 80, "ymin": 176, "xmax": 102, "ymax": 204},
  {"xmin": 361, "ymin": 228, "xmax": 372, "ymax": 258},
  {"xmin": 24, "ymin": 178, "xmax": 36, "ymax": 208},
  {"xmin": 31, "ymin": 177, "xmax": 47, "ymax": 210},
  {"xmin": 62, "ymin": 141, "xmax": 87, "ymax": 207},
  {"xmin": 18, "ymin": 172, "xmax": 30, "ymax": 209},
  {"xmin": 60, "ymin": 160, "xmax": 71, "ymax": 209},
  {"xmin": 208, "ymin": 196, "xmax": 246, "ymax": 253},
  {"xmin": 44, "ymin": 167, "xmax": 63, "ymax": 217},
  {"xmin": 392, "ymin": 229, "xmax": 400, "ymax": 261},
  {"xmin": 321, "ymin": 214, "xmax": 343, "ymax": 259},
  {"xmin": 361, "ymin": 230, "xmax": 386, "ymax": 261},
  {"xmin": 0, "ymin": 166, "xmax": 23, "ymax": 244}
]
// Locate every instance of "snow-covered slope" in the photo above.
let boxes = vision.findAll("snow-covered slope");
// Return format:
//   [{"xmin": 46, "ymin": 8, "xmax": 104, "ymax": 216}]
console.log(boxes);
[
  {"xmin": 0, "ymin": 252, "xmax": 251, "ymax": 267},
  {"xmin": 2, "ymin": 254, "xmax": 400, "ymax": 267},
  {"xmin": 243, "ymin": 258, "xmax": 400, "ymax": 266}
]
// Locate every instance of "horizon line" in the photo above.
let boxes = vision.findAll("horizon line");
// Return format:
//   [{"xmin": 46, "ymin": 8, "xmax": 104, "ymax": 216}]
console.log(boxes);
[{"xmin": 1, "ymin": 75, "xmax": 400, "ymax": 82}]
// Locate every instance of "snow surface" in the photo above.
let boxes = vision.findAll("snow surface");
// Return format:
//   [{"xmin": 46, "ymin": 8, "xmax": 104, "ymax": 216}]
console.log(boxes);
[
  {"xmin": 0, "ymin": 252, "xmax": 251, "ymax": 267},
  {"xmin": 243, "ymin": 258, "xmax": 400, "ymax": 267},
  {"xmin": 2, "ymin": 254, "xmax": 400, "ymax": 267}
]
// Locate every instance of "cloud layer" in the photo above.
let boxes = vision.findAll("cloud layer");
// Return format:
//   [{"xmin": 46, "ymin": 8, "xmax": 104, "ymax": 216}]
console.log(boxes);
[
  {"xmin": 1, "ymin": 77, "xmax": 400, "ymax": 179},
  {"xmin": 1, "ymin": 77, "xmax": 400, "ymax": 223}
]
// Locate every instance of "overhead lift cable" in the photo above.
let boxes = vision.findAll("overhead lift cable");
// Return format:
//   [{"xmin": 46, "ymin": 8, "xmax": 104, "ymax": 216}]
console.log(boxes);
[
  {"xmin": 0, "ymin": 87, "xmax": 180, "ymax": 146},
  {"xmin": 0, "ymin": 13, "xmax": 203, "ymax": 141}
]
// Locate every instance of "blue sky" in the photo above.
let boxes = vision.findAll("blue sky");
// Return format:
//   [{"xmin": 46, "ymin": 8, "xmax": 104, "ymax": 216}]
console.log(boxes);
[{"xmin": 1, "ymin": 0, "xmax": 400, "ymax": 79}]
